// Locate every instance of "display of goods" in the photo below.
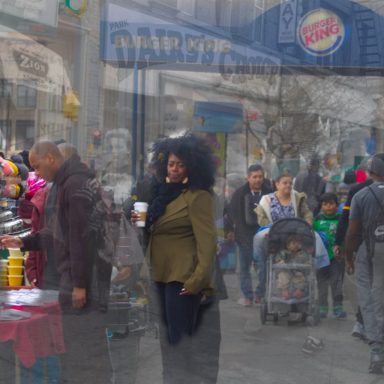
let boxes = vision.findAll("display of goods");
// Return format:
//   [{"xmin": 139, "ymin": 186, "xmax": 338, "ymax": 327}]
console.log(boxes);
[
  {"xmin": 0, "ymin": 218, "xmax": 24, "ymax": 235},
  {"xmin": 0, "ymin": 210, "xmax": 14, "ymax": 222}
]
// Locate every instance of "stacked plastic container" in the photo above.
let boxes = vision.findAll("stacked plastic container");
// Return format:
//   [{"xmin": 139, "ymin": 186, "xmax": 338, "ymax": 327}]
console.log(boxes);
[
  {"xmin": 7, "ymin": 249, "xmax": 25, "ymax": 287},
  {"xmin": 0, "ymin": 256, "xmax": 7, "ymax": 286},
  {"xmin": 0, "ymin": 210, "xmax": 30, "ymax": 287},
  {"xmin": 0, "ymin": 160, "xmax": 33, "ymax": 287}
]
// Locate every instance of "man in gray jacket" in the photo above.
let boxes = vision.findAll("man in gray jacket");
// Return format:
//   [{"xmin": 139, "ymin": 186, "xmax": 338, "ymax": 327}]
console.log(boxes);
[{"xmin": 346, "ymin": 153, "xmax": 384, "ymax": 374}]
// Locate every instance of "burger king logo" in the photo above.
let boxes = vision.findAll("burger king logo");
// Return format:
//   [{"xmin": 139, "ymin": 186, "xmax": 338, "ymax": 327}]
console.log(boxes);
[{"xmin": 298, "ymin": 9, "xmax": 345, "ymax": 56}]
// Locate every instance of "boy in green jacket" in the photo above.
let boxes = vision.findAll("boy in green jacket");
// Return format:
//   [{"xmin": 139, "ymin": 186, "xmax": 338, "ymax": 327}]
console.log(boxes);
[{"xmin": 313, "ymin": 193, "xmax": 346, "ymax": 318}]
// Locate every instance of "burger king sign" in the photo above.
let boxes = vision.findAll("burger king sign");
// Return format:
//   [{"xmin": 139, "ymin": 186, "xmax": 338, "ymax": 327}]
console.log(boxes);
[{"xmin": 298, "ymin": 9, "xmax": 345, "ymax": 56}]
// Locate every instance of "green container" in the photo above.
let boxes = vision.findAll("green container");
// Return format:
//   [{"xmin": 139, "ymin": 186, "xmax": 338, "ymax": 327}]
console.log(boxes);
[{"xmin": 0, "ymin": 249, "xmax": 9, "ymax": 259}]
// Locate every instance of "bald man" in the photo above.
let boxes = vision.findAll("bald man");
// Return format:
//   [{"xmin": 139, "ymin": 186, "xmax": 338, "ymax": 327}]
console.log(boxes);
[{"xmin": 1, "ymin": 141, "xmax": 112, "ymax": 383}]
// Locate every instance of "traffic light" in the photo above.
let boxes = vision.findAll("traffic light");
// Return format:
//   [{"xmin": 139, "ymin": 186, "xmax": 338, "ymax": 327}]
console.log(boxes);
[{"xmin": 63, "ymin": 90, "xmax": 80, "ymax": 121}]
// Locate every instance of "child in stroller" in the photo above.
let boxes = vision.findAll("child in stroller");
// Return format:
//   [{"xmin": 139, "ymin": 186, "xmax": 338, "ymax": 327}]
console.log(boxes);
[
  {"xmin": 260, "ymin": 218, "xmax": 318, "ymax": 325},
  {"xmin": 274, "ymin": 235, "xmax": 310, "ymax": 300}
]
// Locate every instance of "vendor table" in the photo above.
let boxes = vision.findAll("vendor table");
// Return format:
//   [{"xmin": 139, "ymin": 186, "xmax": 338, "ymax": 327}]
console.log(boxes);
[
  {"xmin": 0, "ymin": 302, "xmax": 65, "ymax": 368},
  {"xmin": 0, "ymin": 289, "xmax": 65, "ymax": 383}
]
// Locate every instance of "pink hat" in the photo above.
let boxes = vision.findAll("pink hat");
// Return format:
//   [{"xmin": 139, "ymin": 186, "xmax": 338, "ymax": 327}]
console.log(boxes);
[
  {"xmin": 25, "ymin": 172, "xmax": 46, "ymax": 199},
  {"xmin": 355, "ymin": 169, "xmax": 367, "ymax": 183}
]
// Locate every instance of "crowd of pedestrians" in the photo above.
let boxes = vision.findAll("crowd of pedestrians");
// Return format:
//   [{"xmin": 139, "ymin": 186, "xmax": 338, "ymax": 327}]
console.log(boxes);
[
  {"xmin": 226, "ymin": 154, "xmax": 384, "ymax": 374},
  {"xmin": 1, "ymin": 138, "xmax": 384, "ymax": 381}
]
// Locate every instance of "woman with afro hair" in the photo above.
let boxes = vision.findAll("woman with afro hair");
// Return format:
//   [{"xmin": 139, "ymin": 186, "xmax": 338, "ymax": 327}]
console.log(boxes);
[{"xmin": 132, "ymin": 134, "xmax": 218, "ymax": 384}]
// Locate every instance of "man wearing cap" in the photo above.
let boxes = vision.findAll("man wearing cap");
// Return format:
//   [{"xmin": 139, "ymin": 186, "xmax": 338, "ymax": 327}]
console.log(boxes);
[{"xmin": 346, "ymin": 153, "xmax": 384, "ymax": 374}]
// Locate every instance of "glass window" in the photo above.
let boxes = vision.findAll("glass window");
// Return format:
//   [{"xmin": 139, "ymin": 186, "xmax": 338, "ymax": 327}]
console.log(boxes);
[
  {"xmin": 15, "ymin": 120, "xmax": 34, "ymax": 150},
  {"xmin": 0, "ymin": 80, "xmax": 11, "ymax": 98},
  {"xmin": 0, "ymin": 120, "xmax": 9, "ymax": 150},
  {"xmin": 1, "ymin": 1, "xmax": 384, "ymax": 383},
  {"xmin": 17, "ymin": 83, "xmax": 37, "ymax": 108},
  {"xmin": 178, "ymin": 0, "xmax": 195, "ymax": 15}
]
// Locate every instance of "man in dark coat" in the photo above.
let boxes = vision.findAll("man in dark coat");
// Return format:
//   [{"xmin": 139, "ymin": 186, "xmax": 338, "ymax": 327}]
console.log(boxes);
[
  {"xmin": 226, "ymin": 164, "xmax": 272, "ymax": 305},
  {"xmin": 1, "ymin": 141, "xmax": 111, "ymax": 383},
  {"xmin": 294, "ymin": 156, "xmax": 326, "ymax": 213}
]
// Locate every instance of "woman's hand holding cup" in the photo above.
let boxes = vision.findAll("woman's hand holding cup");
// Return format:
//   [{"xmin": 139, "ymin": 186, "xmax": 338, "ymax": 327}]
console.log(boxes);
[{"xmin": 133, "ymin": 202, "xmax": 148, "ymax": 227}]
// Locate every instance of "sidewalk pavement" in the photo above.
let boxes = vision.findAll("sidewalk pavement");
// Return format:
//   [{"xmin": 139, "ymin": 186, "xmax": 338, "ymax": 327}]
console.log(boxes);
[{"xmin": 135, "ymin": 270, "xmax": 379, "ymax": 384}]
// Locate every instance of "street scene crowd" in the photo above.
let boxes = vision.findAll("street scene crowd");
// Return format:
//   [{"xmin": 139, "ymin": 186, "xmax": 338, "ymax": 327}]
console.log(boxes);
[{"xmin": 0, "ymin": 135, "xmax": 383, "ymax": 383}]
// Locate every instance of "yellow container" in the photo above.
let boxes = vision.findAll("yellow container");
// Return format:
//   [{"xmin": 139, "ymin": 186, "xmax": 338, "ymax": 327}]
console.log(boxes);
[
  {"xmin": 8, "ymin": 256, "xmax": 24, "ymax": 267},
  {"xmin": 0, "ymin": 269, "xmax": 7, "ymax": 277},
  {"xmin": 8, "ymin": 265, "xmax": 24, "ymax": 275},
  {"xmin": 0, "ymin": 277, "xmax": 8, "ymax": 286},
  {"xmin": 8, "ymin": 275, "xmax": 23, "ymax": 287},
  {"xmin": 0, "ymin": 260, "xmax": 7, "ymax": 273},
  {"xmin": 8, "ymin": 249, "xmax": 24, "ymax": 258}
]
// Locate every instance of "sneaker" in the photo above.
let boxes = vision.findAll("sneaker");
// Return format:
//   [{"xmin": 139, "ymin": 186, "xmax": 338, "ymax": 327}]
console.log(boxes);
[
  {"xmin": 237, "ymin": 298, "xmax": 252, "ymax": 307},
  {"xmin": 319, "ymin": 306, "xmax": 328, "ymax": 319},
  {"xmin": 319, "ymin": 311, "xmax": 328, "ymax": 319},
  {"xmin": 333, "ymin": 310, "xmax": 347, "ymax": 319},
  {"xmin": 352, "ymin": 322, "xmax": 367, "ymax": 340},
  {"xmin": 369, "ymin": 350, "xmax": 384, "ymax": 374},
  {"xmin": 302, "ymin": 336, "xmax": 324, "ymax": 354},
  {"xmin": 288, "ymin": 312, "xmax": 302, "ymax": 322}
]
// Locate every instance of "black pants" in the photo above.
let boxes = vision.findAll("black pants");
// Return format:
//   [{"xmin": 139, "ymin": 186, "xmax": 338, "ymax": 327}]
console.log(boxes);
[
  {"xmin": 316, "ymin": 259, "xmax": 345, "ymax": 311},
  {"xmin": 193, "ymin": 297, "xmax": 221, "ymax": 384},
  {"xmin": 155, "ymin": 281, "xmax": 221, "ymax": 384},
  {"xmin": 156, "ymin": 282, "xmax": 201, "ymax": 384},
  {"xmin": 59, "ymin": 271, "xmax": 111, "ymax": 384},
  {"xmin": 59, "ymin": 307, "xmax": 111, "ymax": 384}
]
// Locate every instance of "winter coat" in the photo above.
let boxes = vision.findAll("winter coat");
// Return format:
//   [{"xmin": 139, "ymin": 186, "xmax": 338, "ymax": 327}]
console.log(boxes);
[
  {"xmin": 226, "ymin": 181, "xmax": 272, "ymax": 248},
  {"xmin": 255, "ymin": 190, "xmax": 313, "ymax": 227},
  {"xmin": 24, "ymin": 186, "xmax": 49, "ymax": 286},
  {"xmin": 147, "ymin": 189, "xmax": 217, "ymax": 295},
  {"xmin": 22, "ymin": 155, "xmax": 98, "ymax": 306}
]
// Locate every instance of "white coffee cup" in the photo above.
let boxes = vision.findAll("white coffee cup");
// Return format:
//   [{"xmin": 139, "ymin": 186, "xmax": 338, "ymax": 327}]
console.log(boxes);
[{"xmin": 133, "ymin": 202, "xmax": 148, "ymax": 227}]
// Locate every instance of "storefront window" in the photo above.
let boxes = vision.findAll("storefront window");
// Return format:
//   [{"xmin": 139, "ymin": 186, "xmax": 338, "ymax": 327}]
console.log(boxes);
[
  {"xmin": 16, "ymin": 83, "xmax": 37, "ymax": 108},
  {"xmin": 0, "ymin": 79, "xmax": 11, "ymax": 98}
]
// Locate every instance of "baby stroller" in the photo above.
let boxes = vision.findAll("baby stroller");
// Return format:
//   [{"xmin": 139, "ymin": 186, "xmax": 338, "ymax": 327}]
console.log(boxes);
[{"xmin": 260, "ymin": 218, "xmax": 319, "ymax": 326}]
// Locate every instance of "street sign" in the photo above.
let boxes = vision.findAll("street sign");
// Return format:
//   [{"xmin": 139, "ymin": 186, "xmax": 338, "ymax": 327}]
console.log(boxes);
[
  {"xmin": 278, "ymin": 0, "xmax": 297, "ymax": 44},
  {"xmin": 65, "ymin": 0, "xmax": 87, "ymax": 15}
]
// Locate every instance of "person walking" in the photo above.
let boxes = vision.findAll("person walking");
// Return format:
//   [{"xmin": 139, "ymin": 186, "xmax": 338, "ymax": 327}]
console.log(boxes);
[
  {"xmin": 294, "ymin": 156, "xmax": 326, "ymax": 214},
  {"xmin": 346, "ymin": 153, "xmax": 384, "ymax": 374},
  {"xmin": 313, "ymin": 193, "xmax": 346, "ymax": 319},
  {"xmin": 1, "ymin": 141, "xmax": 112, "ymax": 383},
  {"xmin": 334, "ymin": 175, "xmax": 372, "ymax": 339},
  {"xmin": 226, "ymin": 164, "xmax": 272, "ymax": 306},
  {"xmin": 254, "ymin": 172, "xmax": 313, "ymax": 302}
]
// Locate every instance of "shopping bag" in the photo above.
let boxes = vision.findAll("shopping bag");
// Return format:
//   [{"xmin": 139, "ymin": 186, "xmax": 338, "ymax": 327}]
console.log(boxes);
[{"xmin": 314, "ymin": 231, "xmax": 330, "ymax": 270}]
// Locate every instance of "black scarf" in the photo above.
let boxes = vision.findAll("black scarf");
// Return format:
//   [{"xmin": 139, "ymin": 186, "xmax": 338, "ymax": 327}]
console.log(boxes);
[{"xmin": 146, "ymin": 182, "xmax": 187, "ymax": 229}]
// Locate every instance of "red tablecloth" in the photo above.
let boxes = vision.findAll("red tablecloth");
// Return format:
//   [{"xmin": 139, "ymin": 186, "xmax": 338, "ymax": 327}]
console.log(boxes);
[{"xmin": 0, "ymin": 302, "xmax": 65, "ymax": 368}]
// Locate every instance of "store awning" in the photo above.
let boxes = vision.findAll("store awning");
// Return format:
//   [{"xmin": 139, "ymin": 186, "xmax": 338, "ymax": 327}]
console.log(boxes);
[{"xmin": 0, "ymin": 26, "xmax": 71, "ymax": 95}]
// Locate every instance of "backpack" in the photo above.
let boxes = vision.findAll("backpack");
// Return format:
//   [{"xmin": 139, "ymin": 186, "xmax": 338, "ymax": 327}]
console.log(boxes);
[
  {"xmin": 90, "ymin": 185, "xmax": 121, "ymax": 262},
  {"xmin": 365, "ymin": 185, "xmax": 384, "ymax": 258},
  {"xmin": 80, "ymin": 178, "xmax": 122, "ymax": 311}
]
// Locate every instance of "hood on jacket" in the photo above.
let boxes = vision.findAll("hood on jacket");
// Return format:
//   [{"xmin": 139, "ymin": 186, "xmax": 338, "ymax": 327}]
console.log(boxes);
[{"xmin": 55, "ymin": 154, "xmax": 95, "ymax": 186}]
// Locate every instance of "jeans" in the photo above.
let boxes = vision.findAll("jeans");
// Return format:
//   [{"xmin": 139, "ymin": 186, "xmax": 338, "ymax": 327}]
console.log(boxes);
[
  {"xmin": 253, "ymin": 229, "xmax": 269, "ymax": 298},
  {"xmin": 316, "ymin": 259, "xmax": 345, "ymax": 312},
  {"xmin": 238, "ymin": 244, "xmax": 255, "ymax": 300},
  {"xmin": 356, "ymin": 243, "xmax": 384, "ymax": 349},
  {"xmin": 60, "ymin": 309, "xmax": 111, "ymax": 384}
]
